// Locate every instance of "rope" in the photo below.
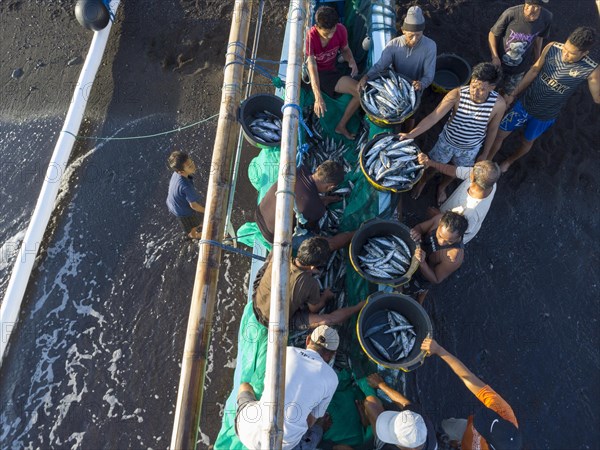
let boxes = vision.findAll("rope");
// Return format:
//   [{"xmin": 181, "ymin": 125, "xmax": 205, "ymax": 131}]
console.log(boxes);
[
  {"xmin": 198, "ymin": 240, "xmax": 266, "ymax": 261},
  {"xmin": 62, "ymin": 113, "xmax": 219, "ymax": 141}
]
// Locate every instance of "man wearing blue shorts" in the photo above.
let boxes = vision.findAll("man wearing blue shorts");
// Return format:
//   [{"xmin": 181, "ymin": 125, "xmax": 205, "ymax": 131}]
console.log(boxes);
[{"xmin": 485, "ymin": 27, "xmax": 600, "ymax": 172}]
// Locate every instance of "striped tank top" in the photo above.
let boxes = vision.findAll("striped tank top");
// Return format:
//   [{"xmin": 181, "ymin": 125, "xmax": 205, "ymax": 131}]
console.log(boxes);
[
  {"xmin": 523, "ymin": 43, "xmax": 598, "ymax": 120},
  {"xmin": 443, "ymin": 86, "xmax": 498, "ymax": 149}
]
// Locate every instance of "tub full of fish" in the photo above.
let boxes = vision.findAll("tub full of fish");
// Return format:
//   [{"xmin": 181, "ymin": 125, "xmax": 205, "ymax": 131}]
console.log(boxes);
[
  {"xmin": 360, "ymin": 133, "xmax": 425, "ymax": 193},
  {"xmin": 239, "ymin": 93, "xmax": 284, "ymax": 148},
  {"xmin": 357, "ymin": 292, "xmax": 433, "ymax": 371},
  {"xmin": 360, "ymin": 70, "xmax": 421, "ymax": 126},
  {"xmin": 349, "ymin": 218, "xmax": 419, "ymax": 287}
]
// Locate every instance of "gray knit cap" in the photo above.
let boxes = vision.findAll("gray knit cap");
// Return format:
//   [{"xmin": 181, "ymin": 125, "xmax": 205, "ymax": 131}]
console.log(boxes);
[{"xmin": 402, "ymin": 6, "xmax": 425, "ymax": 32}]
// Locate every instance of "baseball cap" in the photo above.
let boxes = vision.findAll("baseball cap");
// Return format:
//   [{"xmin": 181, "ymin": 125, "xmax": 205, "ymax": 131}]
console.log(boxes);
[
  {"xmin": 310, "ymin": 325, "xmax": 340, "ymax": 351},
  {"xmin": 524, "ymin": 0, "xmax": 549, "ymax": 5},
  {"xmin": 473, "ymin": 407, "xmax": 523, "ymax": 450},
  {"xmin": 376, "ymin": 410, "xmax": 427, "ymax": 448},
  {"xmin": 402, "ymin": 6, "xmax": 425, "ymax": 32}
]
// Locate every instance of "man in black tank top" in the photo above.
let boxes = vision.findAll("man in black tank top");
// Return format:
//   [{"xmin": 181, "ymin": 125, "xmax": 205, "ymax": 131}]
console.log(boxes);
[
  {"xmin": 404, "ymin": 211, "xmax": 468, "ymax": 304},
  {"xmin": 486, "ymin": 27, "xmax": 600, "ymax": 173}
]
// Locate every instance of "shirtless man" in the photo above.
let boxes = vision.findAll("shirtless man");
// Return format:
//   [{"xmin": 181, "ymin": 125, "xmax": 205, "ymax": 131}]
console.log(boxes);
[
  {"xmin": 406, "ymin": 211, "xmax": 468, "ymax": 303},
  {"xmin": 306, "ymin": 6, "xmax": 360, "ymax": 139},
  {"xmin": 401, "ymin": 63, "xmax": 505, "ymax": 205}
]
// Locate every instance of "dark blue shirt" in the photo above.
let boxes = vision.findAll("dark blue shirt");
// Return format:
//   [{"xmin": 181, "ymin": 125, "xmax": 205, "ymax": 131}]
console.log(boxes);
[{"xmin": 166, "ymin": 172, "xmax": 202, "ymax": 217}]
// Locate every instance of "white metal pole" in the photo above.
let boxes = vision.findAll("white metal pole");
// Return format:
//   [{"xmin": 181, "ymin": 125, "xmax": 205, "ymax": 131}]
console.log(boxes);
[{"xmin": 0, "ymin": 0, "xmax": 121, "ymax": 366}]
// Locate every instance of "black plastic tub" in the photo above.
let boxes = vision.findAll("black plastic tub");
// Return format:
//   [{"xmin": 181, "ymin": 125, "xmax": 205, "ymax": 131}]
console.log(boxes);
[
  {"xmin": 432, "ymin": 53, "xmax": 472, "ymax": 93},
  {"xmin": 239, "ymin": 93, "xmax": 284, "ymax": 148},
  {"xmin": 349, "ymin": 218, "xmax": 420, "ymax": 287},
  {"xmin": 357, "ymin": 292, "xmax": 433, "ymax": 371}
]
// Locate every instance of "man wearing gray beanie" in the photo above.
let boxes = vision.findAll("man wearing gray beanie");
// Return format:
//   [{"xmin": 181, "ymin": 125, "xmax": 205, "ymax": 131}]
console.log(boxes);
[{"xmin": 358, "ymin": 6, "xmax": 436, "ymax": 129}]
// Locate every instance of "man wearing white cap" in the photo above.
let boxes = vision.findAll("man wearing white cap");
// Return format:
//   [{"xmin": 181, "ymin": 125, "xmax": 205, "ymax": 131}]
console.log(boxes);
[
  {"xmin": 235, "ymin": 325, "xmax": 340, "ymax": 450},
  {"xmin": 362, "ymin": 373, "xmax": 437, "ymax": 450}
]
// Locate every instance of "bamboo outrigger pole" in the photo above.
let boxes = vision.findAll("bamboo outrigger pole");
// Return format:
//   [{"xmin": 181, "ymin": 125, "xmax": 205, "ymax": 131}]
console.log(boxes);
[
  {"xmin": 170, "ymin": 1, "xmax": 252, "ymax": 448},
  {"xmin": 260, "ymin": 1, "xmax": 309, "ymax": 447}
]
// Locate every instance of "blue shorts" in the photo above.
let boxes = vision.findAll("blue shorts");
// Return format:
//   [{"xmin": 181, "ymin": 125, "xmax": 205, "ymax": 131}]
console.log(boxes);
[
  {"xmin": 500, "ymin": 100, "xmax": 556, "ymax": 141},
  {"xmin": 428, "ymin": 132, "xmax": 480, "ymax": 167}
]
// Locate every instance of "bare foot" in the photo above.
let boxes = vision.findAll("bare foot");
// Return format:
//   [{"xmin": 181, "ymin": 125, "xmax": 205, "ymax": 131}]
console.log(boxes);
[
  {"xmin": 411, "ymin": 180, "xmax": 426, "ymax": 200},
  {"xmin": 500, "ymin": 160, "xmax": 511, "ymax": 173},
  {"xmin": 335, "ymin": 126, "xmax": 356, "ymax": 140},
  {"xmin": 437, "ymin": 186, "xmax": 447, "ymax": 206}
]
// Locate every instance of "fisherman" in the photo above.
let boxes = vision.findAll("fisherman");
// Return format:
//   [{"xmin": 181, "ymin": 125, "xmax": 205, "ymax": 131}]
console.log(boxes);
[
  {"xmin": 357, "ymin": 373, "xmax": 437, "ymax": 450},
  {"xmin": 488, "ymin": 0, "xmax": 553, "ymax": 96},
  {"xmin": 235, "ymin": 325, "xmax": 339, "ymax": 450},
  {"xmin": 421, "ymin": 338, "xmax": 523, "ymax": 449},
  {"xmin": 306, "ymin": 6, "xmax": 360, "ymax": 140},
  {"xmin": 165, "ymin": 151, "xmax": 205, "ymax": 239},
  {"xmin": 253, "ymin": 236, "xmax": 365, "ymax": 331},
  {"xmin": 485, "ymin": 26, "xmax": 600, "ymax": 172},
  {"xmin": 417, "ymin": 154, "xmax": 501, "ymax": 245},
  {"xmin": 255, "ymin": 160, "xmax": 353, "ymax": 250},
  {"xmin": 358, "ymin": 5, "xmax": 436, "ymax": 130},
  {"xmin": 406, "ymin": 211, "xmax": 468, "ymax": 304},
  {"xmin": 402, "ymin": 63, "xmax": 505, "ymax": 205}
]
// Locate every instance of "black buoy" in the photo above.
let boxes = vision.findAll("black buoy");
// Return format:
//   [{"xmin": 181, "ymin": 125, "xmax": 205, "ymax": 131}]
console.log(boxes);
[{"xmin": 75, "ymin": 0, "xmax": 110, "ymax": 31}]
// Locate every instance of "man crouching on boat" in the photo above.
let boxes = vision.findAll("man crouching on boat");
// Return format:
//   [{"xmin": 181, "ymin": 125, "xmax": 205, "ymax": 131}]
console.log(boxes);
[
  {"xmin": 404, "ymin": 211, "xmax": 468, "ymax": 304},
  {"xmin": 255, "ymin": 160, "xmax": 354, "ymax": 251},
  {"xmin": 235, "ymin": 326, "xmax": 339, "ymax": 449},
  {"xmin": 306, "ymin": 6, "xmax": 360, "ymax": 140},
  {"xmin": 253, "ymin": 237, "xmax": 365, "ymax": 331}
]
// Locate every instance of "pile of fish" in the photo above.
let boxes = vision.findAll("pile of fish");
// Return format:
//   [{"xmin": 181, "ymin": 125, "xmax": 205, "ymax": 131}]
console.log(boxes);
[
  {"xmin": 357, "ymin": 234, "xmax": 413, "ymax": 280},
  {"xmin": 319, "ymin": 182, "xmax": 353, "ymax": 235},
  {"xmin": 362, "ymin": 135, "xmax": 424, "ymax": 190},
  {"xmin": 249, "ymin": 110, "xmax": 282, "ymax": 144},
  {"xmin": 364, "ymin": 309, "xmax": 416, "ymax": 362},
  {"xmin": 361, "ymin": 70, "xmax": 417, "ymax": 122},
  {"xmin": 304, "ymin": 136, "xmax": 352, "ymax": 173}
]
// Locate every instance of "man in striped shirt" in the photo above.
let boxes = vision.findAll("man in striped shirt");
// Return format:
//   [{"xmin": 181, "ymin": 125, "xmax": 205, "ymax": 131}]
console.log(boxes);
[
  {"xmin": 486, "ymin": 26, "xmax": 600, "ymax": 172},
  {"xmin": 400, "ymin": 63, "xmax": 506, "ymax": 205}
]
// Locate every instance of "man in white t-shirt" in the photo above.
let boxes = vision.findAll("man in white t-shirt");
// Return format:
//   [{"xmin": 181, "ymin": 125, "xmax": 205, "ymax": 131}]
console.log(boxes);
[
  {"xmin": 417, "ymin": 154, "xmax": 501, "ymax": 244},
  {"xmin": 235, "ymin": 325, "xmax": 340, "ymax": 450}
]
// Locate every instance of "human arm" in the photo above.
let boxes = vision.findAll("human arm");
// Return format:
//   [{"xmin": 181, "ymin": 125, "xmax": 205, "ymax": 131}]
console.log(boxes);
[
  {"xmin": 478, "ymin": 95, "xmax": 506, "ymax": 160},
  {"xmin": 488, "ymin": 31, "xmax": 501, "ymax": 67},
  {"xmin": 410, "ymin": 214, "xmax": 440, "ymax": 243},
  {"xmin": 307, "ymin": 288, "xmax": 335, "ymax": 313},
  {"xmin": 189, "ymin": 201, "xmax": 205, "ymax": 214},
  {"xmin": 588, "ymin": 66, "xmax": 600, "ymax": 104},
  {"xmin": 417, "ymin": 41, "xmax": 437, "ymax": 90},
  {"xmin": 421, "ymin": 338, "xmax": 487, "ymax": 396},
  {"xmin": 416, "ymin": 247, "xmax": 462, "ymax": 284},
  {"xmin": 367, "ymin": 373, "xmax": 411, "ymax": 408},
  {"xmin": 505, "ymin": 42, "xmax": 553, "ymax": 104},
  {"xmin": 307, "ymin": 56, "xmax": 326, "ymax": 117},
  {"xmin": 308, "ymin": 300, "xmax": 366, "ymax": 327},
  {"xmin": 533, "ymin": 36, "xmax": 543, "ymax": 62},
  {"xmin": 365, "ymin": 43, "xmax": 395, "ymax": 81},
  {"xmin": 341, "ymin": 45, "xmax": 358, "ymax": 77},
  {"xmin": 417, "ymin": 153, "xmax": 457, "ymax": 178},
  {"xmin": 399, "ymin": 88, "xmax": 460, "ymax": 140}
]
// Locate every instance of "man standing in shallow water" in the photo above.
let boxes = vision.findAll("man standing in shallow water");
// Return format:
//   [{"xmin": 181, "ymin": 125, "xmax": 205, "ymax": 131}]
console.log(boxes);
[
  {"xmin": 166, "ymin": 151, "xmax": 205, "ymax": 239},
  {"xmin": 486, "ymin": 26, "xmax": 600, "ymax": 172}
]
